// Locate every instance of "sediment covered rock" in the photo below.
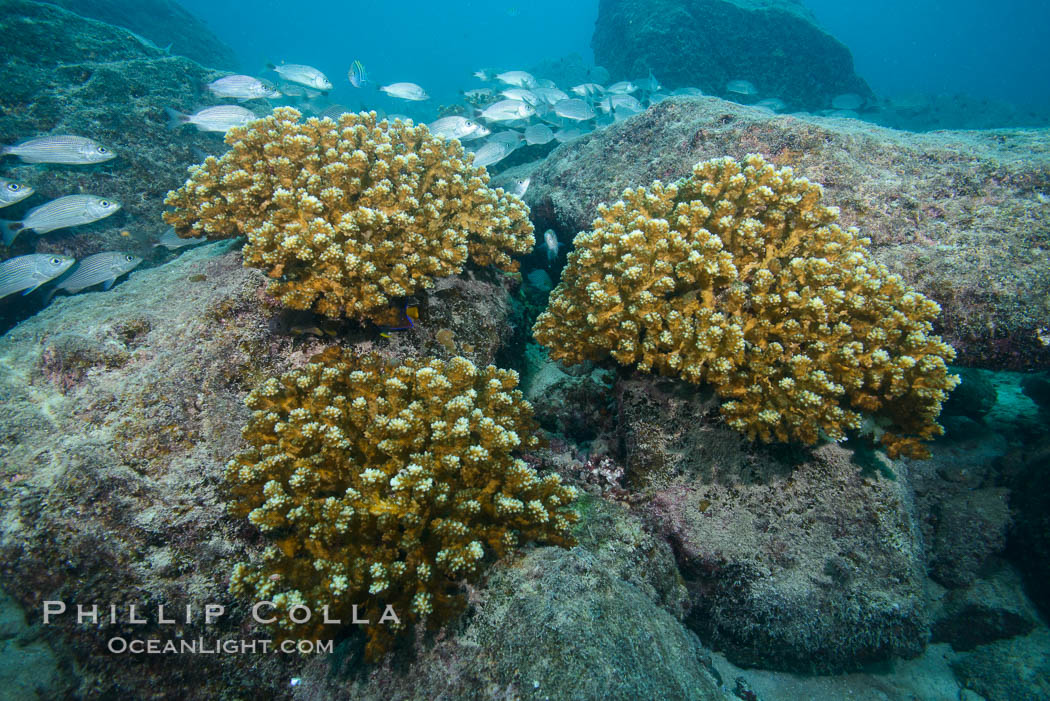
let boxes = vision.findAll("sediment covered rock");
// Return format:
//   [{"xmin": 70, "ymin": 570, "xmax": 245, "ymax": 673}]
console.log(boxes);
[
  {"xmin": 44, "ymin": 0, "xmax": 239, "ymax": 69},
  {"xmin": 528, "ymin": 97, "xmax": 1050, "ymax": 369},
  {"xmin": 617, "ymin": 375, "xmax": 929, "ymax": 673}
]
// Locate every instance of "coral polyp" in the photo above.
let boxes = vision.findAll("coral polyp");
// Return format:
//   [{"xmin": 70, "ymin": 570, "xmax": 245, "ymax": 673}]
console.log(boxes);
[
  {"xmin": 225, "ymin": 349, "xmax": 578, "ymax": 659},
  {"xmin": 534, "ymin": 154, "xmax": 959, "ymax": 458},
  {"xmin": 164, "ymin": 107, "xmax": 534, "ymax": 322}
]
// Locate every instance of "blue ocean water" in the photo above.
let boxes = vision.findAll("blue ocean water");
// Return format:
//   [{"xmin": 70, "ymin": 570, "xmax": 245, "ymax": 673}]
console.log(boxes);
[{"xmin": 180, "ymin": 0, "xmax": 1050, "ymax": 111}]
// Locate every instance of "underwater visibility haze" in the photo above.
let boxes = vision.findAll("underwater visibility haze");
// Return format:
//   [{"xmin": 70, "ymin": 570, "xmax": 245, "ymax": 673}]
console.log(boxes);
[{"xmin": 0, "ymin": 0, "xmax": 1048, "ymax": 699}]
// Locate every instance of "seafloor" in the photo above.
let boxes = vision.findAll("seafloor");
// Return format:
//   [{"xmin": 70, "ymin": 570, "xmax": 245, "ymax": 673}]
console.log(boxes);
[{"xmin": 0, "ymin": 1, "xmax": 1048, "ymax": 700}]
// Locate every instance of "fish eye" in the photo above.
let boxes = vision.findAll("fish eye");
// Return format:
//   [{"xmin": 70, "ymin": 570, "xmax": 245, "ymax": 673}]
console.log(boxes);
[
  {"xmin": 50, "ymin": 256, "xmax": 62, "ymax": 265},
  {"xmin": 125, "ymin": 255, "xmax": 135, "ymax": 262},
  {"xmin": 100, "ymin": 200, "xmax": 110, "ymax": 207},
  {"xmin": 7, "ymin": 183, "xmax": 19, "ymax": 191},
  {"xmin": 97, "ymin": 146, "xmax": 108, "ymax": 153}
]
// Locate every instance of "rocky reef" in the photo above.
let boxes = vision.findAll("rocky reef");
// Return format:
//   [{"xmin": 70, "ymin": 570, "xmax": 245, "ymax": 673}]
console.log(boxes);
[
  {"xmin": 527, "ymin": 97, "xmax": 1050, "ymax": 369},
  {"xmin": 0, "ymin": 0, "xmax": 244, "ymax": 332},
  {"xmin": 43, "ymin": 0, "xmax": 238, "ymax": 69},
  {"xmin": 592, "ymin": 0, "xmax": 873, "ymax": 110},
  {"xmin": 2, "ymin": 0, "xmax": 1049, "ymax": 697},
  {"xmin": 0, "ymin": 243, "xmax": 660, "ymax": 698}
]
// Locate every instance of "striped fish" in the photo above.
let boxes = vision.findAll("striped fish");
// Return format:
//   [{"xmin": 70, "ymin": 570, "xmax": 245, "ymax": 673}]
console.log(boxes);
[
  {"xmin": 348, "ymin": 60, "xmax": 368, "ymax": 88},
  {"xmin": 0, "ymin": 177, "xmax": 34, "ymax": 208},
  {"xmin": 1, "ymin": 135, "xmax": 116, "ymax": 164},
  {"xmin": 165, "ymin": 105, "xmax": 257, "ymax": 133},
  {"xmin": 51, "ymin": 251, "xmax": 142, "ymax": 296},
  {"xmin": 0, "ymin": 253, "xmax": 75, "ymax": 299},
  {"xmin": 206, "ymin": 75, "xmax": 281, "ymax": 100},
  {"xmin": 1, "ymin": 195, "xmax": 121, "ymax": 245},
  {"xmin": 153, "ymin": 226, "xmax": 206, "ymax": 249}
]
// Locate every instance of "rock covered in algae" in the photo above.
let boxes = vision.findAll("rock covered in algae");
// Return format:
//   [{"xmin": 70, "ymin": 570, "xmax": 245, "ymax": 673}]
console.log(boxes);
[
  {"xmin": 225, "ymin": 349, "xmax": 579, "ymax": 659},
  {"xmin": 164, "ymin": 107, "xmax": 534, "ymax": 323},
  {"xmin": 534, "ymin": 153, "xmax": 959, "ymax": 458},
  {"xmin": 526, "ymin": 96, "xmax": 1050, "ymax": 369}
]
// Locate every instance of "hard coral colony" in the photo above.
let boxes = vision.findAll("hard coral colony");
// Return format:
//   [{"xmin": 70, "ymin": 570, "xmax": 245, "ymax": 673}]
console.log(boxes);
[
  {"xmin": 534, "ymin": 154, "xmax": 959, "ymax": 458},
  {"xmin": 163, "ymin": 107, "xmax": 534, "ymax": 322},
  {"xmin": 225, "ymin": 350, "xmax": 578, "ymax": 659}
]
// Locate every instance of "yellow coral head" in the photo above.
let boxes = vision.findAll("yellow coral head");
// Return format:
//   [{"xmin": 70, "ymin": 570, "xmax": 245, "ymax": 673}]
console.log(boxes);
[
  {"xmin": 534, "ymin": 154, "xmax": 959, "ymax": 458},
  {"xmin": 225, "ymin": 349, "xmax": 578, "ymax": 660},
  {"xmin": 164, "ymin": 108, "xmax": 534, "ymax": 322}
]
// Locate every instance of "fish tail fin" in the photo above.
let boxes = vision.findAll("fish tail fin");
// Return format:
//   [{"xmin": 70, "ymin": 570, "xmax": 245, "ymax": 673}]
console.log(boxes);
[
  {"xmin": 162, "ymin": 42, "xmax": 173, "ymax": 54},
  {"xmin": 164, "ymin": 107, "xmax": 189, "ymax": 129},
  {"xmin": 0, "ymin": 220, "xmax": 24, "ymax": 246},
  {"xmin": 23, "ymin": 281, "xmax": 44, "ymax": 296}
]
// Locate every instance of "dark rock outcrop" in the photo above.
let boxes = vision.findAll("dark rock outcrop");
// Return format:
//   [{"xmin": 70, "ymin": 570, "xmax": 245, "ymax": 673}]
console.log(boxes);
[
  {"xmin": 527, "ymin": 97, "xmax": 1050, "ymax": 369},
  {"xmin": 592, "ymin": 0, "xmax": 872, "ymax": 110},
  {"xmin": 616, "ymin": 375, "xmax": 930, "ymax": 673}
]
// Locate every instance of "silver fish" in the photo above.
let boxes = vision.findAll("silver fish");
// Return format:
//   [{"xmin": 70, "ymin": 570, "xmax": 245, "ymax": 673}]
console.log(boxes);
[
  {"xmin": 380, "ymin": 82, "xmax": 429, "ymax": 101},
  {"xmin": 636, "ymin": 74, "xmax": 662, "ymax": 93},
  {"xmin": 531, "ymin": 87, "xmax": 569, "ymax": 105},
  {"xmin": 277, "ymin": 82, "xmax": 321, "ymax": 98},
  {"xmin": 2, "ymin": 135, "xmax": 115, "ymax": 164},
  {"xmin": 166, "ymin": 106, "xmax": 256, "ymax": 133},
  {"xmin": 480, "ymin": 99, "xmax": 535, "ymax": 122},
  {"xmin": 207, "ymin": 75, "xmax": 281, "ymax": 100},
  {"xmin": 607, "ymin": 81, "xmax": 638, "ymax": 95},
  {"xmin": 320, "ymin": 104, "xmax": 351, "ymax": 121},
  {"xmin": 553, "ymin": 98, "xmax": 596, "ymax": 121},
  {"xmin": 154, "ymin": 226, "xmax": 207, "ymax": 249},
  {"xmin": 487, "ymin": 131, "xmax": 522, "ymax": 148},
  {"xmin": 52, "ymin": 252, "xmax": 142, "ymax": 295},
  {"xmin": 524, "ymin": 124, "xmax": 554, "ymax": 145},
  {"xmin": 726, "ymin": 80, "xmax": 757, "ymax": 96},
  {"xmin": 1, "ymin": 195, "xmax": 121, "ymax": 245},
  {"xmin": 267, "ymin": 63, "xmax": 332, "ymax": 91},
  {"xmin": 495, "ymin": 71, "xmax": 537, "ymax": 88},
  {"xmin": 509, "ymin": 177, "xmax": 530, "ymax": 198},
  {"xmin": 571, "ymin": 83, "xmax": 604, "ymax": 98},
  {"xmin": 755, "ymin": 98, "xmax": 786, "ymax": 112},
  {"xmin": 554, "ymin": 127, "xmax": 584, "ymax": 143},
  {"xmin": 831, "ymin": 93, "xmax": 865, "ymax": 110},
  {"xmin": 544, "ymin": 229, "xmax": 561, "ymax": 263},
  {"xmin": 0, "ymin": 177, "xmax": 34, "ymax": 208},
  {"xmin": 597, "ymin": 94, "xmax": 643, "ymax": 113},
  {"xmin": 427, "ymin": 116, "xmax": 490, "ymax": 141},
  {"xmin": 471, "ymin": 141, "xmax": 515, "ymax": 168},
  {"xmin": 0, "ymin": 253, "xmax": 75, "ymax": 299},
  {"xmin": 500, "ymin": 88, "xmax": 540, "ymax": 106}
]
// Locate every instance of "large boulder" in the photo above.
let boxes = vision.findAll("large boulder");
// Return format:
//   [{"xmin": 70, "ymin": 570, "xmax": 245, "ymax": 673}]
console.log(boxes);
[
  {"xmin": 592, "ymin": 0, "xmax": 872, "ymax": 110},
  {"xmin": 43, "ymin": 0, "xmax": 239, "ymax": 69},
  {"xmin": 618, "ymin": 375, "xmax": 930, "ymax": 673},
  {"xmin": 307, "ymin": 547, "xmax": 727, "ymax": 700},
  {"xmin": 527, "ymin": 97, "xmax": 1050, "ymax": 369},
  {"xmin": 0, "ymin": 240, "xmax": 529, "ymax": 697}
]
